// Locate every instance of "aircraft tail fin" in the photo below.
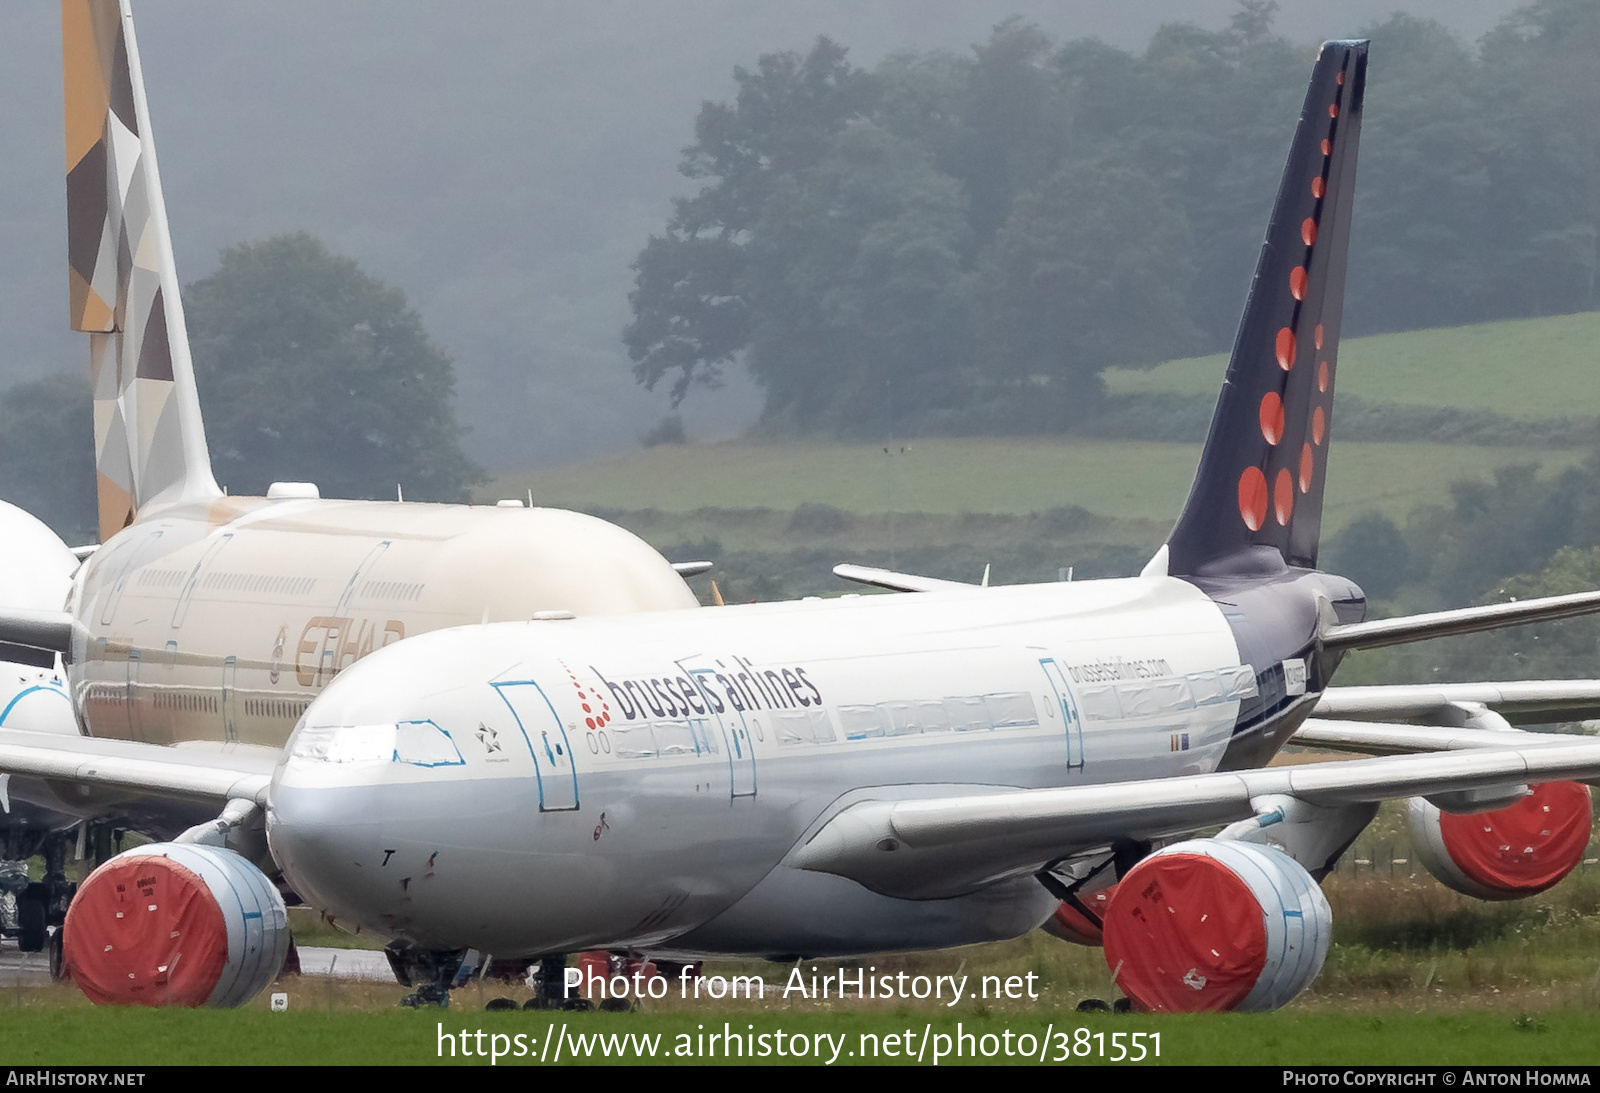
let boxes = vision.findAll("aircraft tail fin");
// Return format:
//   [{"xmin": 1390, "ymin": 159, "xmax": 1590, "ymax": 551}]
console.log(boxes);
[
  {"xmin": 1162, "ymin": 41, "xmax": 1367, "ymax": 578},
  {"xmin": 63, "ymin": 0, "xmax": 220, "ymax": 541}
]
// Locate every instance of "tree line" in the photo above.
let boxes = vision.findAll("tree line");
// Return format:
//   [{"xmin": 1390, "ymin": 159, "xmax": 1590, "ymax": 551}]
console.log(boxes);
[
  {"xmin": 0, "ymin": 235, "xmax": 479, "ymax": 543},
  {"xmin": 626, "ymin": 1, "xmax": 1600, "ymax": 435}
]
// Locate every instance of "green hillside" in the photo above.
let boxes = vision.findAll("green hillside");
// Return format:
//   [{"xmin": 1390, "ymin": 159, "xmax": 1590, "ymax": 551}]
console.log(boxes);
[
  {"xmin": 488, "ymin": 439, "xmax": 1582, "ymax": 533},
  {"xmin": 486, "ymin": 312, "xmax": 1598, "ymax": 532},
  {"xmin": 1105, "ymin": 312, "xmax": 1600, "ymax": 420}
]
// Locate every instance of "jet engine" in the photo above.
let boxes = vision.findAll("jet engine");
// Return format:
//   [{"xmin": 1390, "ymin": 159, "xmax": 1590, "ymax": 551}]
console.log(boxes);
[
  {"xmin": 1101, "ymin": 840, "xmax": 1330, "ymax": 1013},
  {"xmin": 1408, "ymin": 781, "xmax": 1592, "ymax": 901},
  {"xmin": 63, "ymin": 843, "xmax": 289, "ymax": 1007},
  {"xmin": 1042, "ymin": 886, "xmax": 1114, "ymax": 946}
]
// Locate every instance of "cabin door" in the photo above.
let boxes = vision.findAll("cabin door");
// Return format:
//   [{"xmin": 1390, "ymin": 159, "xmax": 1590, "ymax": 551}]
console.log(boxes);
[
  {"xmin": 1037, "ymin": 657, "xmax": 1085, "ymax": 770},
  {"xmin": 491, "ymin": 680, "xmax": 580, "ymax": 811},
  {"xmin": 688, "ymin": 668, "xmax": 757, "ymax": 799}
]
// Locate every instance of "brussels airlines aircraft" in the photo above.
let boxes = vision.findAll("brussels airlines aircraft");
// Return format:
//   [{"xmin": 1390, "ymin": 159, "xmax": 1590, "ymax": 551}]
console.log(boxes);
[
  {"xmin": 10, "ymin": 37, "xmax": 1600, "ymax": 1013},
  {"xmin": 0, "ymin": 0, "xmax": 695, "ymax": 955}
]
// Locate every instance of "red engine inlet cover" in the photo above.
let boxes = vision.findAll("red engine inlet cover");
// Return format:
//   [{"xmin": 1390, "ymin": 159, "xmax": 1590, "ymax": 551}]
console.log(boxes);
[
  {"xmin": 1103, "ymin": 852, "xmax": 1265, "ymax": 1012},
  {"xmin": 1102, "ymin": 840, "xmax": 1330, "ymax": 1013},
  {"xmin": 1433, "ymin": 782, "xmax": 1592, "ymax": 898},
  {"xmin": 64, "ymin": 855, "xmax": 229, "ymax": 1007}
]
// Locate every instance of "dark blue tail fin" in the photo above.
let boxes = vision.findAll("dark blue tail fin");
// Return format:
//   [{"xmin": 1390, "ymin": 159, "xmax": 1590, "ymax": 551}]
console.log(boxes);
[{"xmin": 1162, "ymin": 41, "xmax": 1367, "ymax": 577}]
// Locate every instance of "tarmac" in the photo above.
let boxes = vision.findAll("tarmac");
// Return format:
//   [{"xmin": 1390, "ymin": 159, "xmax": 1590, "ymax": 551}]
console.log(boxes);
[{"xmin": 0, "ymin": 941, "xmax": 396, "ymax": 987}]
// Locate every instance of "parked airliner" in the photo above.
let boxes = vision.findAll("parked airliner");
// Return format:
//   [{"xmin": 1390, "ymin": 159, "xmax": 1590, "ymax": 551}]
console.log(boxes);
[{"xmin": 8, "ymin": 30, "xmax": 1600, "ymax": 1014}]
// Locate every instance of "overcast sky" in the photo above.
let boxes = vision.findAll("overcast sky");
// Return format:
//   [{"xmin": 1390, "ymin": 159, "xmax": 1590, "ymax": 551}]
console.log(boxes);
[{"xmin": 0, "ymin": 1, "xmax": 1531, "ymax": 470}]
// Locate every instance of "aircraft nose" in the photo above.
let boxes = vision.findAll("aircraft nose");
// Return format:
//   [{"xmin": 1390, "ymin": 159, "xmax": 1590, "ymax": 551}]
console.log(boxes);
[{"xmin": 266, "ymin": 723, "xmax": 402, "ymax": 930}]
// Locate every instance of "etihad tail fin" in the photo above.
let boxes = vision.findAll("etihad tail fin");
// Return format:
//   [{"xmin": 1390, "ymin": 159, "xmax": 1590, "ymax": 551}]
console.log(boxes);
[
  {"xmin": 1161, "ymin": 41, "xmax": 1367, "ymax": 578},
  {"xmin": 63, "ymin": 0, "xmax": 219, "ymax": 542}
]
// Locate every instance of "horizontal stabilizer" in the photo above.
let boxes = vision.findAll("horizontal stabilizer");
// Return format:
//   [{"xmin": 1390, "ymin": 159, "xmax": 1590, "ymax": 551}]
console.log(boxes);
[
  {"xmin": 832, "ymin": 564, "xmax": 978, "ymax": 594},
  {"xmin": 1321, "ymin": 589, "xmax": 1600, "ymax": 652},
  {"xmin": 791, "ymin": 738, "xmax": 1600, "ymax": 899},
  {"xmin": 670, "ymin": 560, "xmax": 713, "ymax": 577}
]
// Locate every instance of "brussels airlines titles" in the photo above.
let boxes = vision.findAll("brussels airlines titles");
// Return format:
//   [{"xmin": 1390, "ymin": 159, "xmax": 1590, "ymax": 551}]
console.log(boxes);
[{"xmin": 592, "ymin": 656, "xmax": 823, "ymax": 726}]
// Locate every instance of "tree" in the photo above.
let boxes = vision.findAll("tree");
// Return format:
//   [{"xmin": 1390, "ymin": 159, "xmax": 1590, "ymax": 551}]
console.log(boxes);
[
  {"xmin": 626, "ymin": 39, "xmax": 872, "ymax": 406},
  {"xmin": 0, "ymin": 373, "xmax": 96, "ymax": 544},
  {"xmin": 186, "ymin": 234, "xmax": 481, "ymax": 501},
  {"xmin": 742, "ymin": 120, "xmax": 972, "ymax": 431},
  {"xmin": 974, "ymin": 159, "xmax": 1198, "ymax": 417}
]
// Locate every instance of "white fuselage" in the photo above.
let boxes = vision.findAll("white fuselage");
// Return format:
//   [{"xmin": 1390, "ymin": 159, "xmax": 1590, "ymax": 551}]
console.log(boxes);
[
  {"xmin": 0, "ymin": 500, "xmax": 80, "ymax": 738},
  {"xmin": 64, "ymin": 495, "xmax": 699, "ymax": 749},
  {"xmin": 268, "ymin": 576, "xmax": 1250, "ymax": 957}
]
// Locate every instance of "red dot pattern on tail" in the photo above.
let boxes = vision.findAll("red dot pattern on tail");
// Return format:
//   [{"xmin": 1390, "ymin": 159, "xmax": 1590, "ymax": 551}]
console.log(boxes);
[
  {"xmin": 1234, "ymin": 62, "xmax": 1348, "ymax": 535},
  {"xmin": 1260, "ymin": 392, "xmax": 1285, "ymax": 445},
  {"xmin": 1239, "ymin": 467, "xmax": 1268, "ymax": 531}
]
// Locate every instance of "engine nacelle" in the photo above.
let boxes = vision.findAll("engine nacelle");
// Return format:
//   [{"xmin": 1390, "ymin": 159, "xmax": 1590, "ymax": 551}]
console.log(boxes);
[
  {"xmin": 63, "ymin": 843, "xmax": 289, "ymax": 1007},
  {"xmin": 1102, "ymin": 840, "xmax": 1331, "ymax": 1012},
  {"xmin": 1042, "ymin": 886, "xmax": 1114, "ymax": 946},
  {"xmin": 1408, "ymin": 781, "xmax": 1592, "ymax": 901}
]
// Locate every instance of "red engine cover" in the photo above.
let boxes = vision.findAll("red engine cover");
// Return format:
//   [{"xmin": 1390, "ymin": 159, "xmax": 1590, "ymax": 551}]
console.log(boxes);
[
  {"xmin": 1102, "ymin": 853, "xmax": 1266, "ymax": 1013},
  {"xmin": 64, "ymin": 855, "xmax": 230, "ymax": 1007},
  {"xmin": 1436, "ymin": 781, "xmax": 1592, "ymax": 897}
]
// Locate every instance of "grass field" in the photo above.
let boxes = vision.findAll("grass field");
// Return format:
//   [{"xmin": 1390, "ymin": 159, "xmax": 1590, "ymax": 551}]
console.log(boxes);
[
  {"xmin": 485, "ymin": 438, "xmax": 1584, "ymax": 533},
  {"xmin": 4, "ymin": 1001, "xmax": 1600, "ymax": 1066},
  {"xmin": 484, "ymin": 311, "xmax": 1598, "ymax": 534},
  {"xmin": 9, "ymin": 814, "xmax": 1600, "ymax": 1067},
  {"xmin": 8, "ymin": 877, "xmax": 1600, "ymax": 1067},
  {"xmin": 1105, "ymin": 311, "xmax": 1600, "ymax": 420}
]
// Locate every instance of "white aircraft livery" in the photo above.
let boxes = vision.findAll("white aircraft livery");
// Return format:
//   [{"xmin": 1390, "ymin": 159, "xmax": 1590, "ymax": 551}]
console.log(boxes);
[{"xmin": 7, "ymin": 22, "xmax": 1600, "ymax": 1014}]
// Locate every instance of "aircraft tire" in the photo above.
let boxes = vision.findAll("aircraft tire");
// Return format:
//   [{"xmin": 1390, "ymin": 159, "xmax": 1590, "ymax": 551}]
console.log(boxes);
[{"xmin": 17, "ymin": 884, "xmax": 46, "ymax": 953}]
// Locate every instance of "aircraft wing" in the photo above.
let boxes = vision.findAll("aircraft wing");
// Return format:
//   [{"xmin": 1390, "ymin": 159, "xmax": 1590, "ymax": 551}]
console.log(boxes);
[
  {"xmin": 0, "ymin": 729, "xmax": 274, "ymax": 812},
  {"xmin": 789, "ymin": 738, "xmax": 1600, "ymax": 900},
  {"xmin": 832, "ymin": 564, "xmax": 979, "ymax": 593},
  {"xmin": 1289, "ymin": 718, "xmax": 1568, "ymax": 755},
  {"xmin": 1313, "ymin": 680, "xmax": 1600, "ymax": 726},
  {"xmin": 0, "ymin": 608, "xmax": 76, "ymax": 660}
]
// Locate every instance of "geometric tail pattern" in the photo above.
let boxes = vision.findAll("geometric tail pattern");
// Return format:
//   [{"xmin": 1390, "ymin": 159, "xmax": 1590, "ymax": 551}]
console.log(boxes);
[
  {"xmin": 1164, "ymin": 41, "xmax": 1369, "ymax": 577},
  {"xmin": 63, "ymin": 0, "xmax": 218, "ymax": 541}
]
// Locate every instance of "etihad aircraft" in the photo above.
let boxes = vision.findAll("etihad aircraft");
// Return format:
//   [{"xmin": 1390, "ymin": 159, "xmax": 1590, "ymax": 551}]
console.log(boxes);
[
  {"xmin": 8, "ymin": 36, "xmax": 1600, "ymax": 1013},
  {"xmin": 0, "ymin": 0, "xmax": 697, "ymax": 955}
]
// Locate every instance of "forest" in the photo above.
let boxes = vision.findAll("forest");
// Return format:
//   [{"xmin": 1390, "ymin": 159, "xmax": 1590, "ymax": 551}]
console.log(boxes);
[{"xmin": 627, "ymin": 1, "xmax": 1600, "ymax": 436}]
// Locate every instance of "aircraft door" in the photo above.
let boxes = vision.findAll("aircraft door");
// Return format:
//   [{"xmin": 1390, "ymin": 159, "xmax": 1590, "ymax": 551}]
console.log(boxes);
[
  {"xmin": 688, "ymin": 668, "xmax": 756, "ymax": 799},
  {"xmin": 125, "ymin": 648, "xmax": 142, "ymax": 742},
  {"xmin": 172, "ymin": 532, "xmax": 233, "ymax": 627},
  {"xmin": 334, "ymin": 541, "xmax": 392, "ymax": 616},
  {"xmin": 99, "ymin": 529, "xmax": 164, "ymax": 626},
  {"xmin": 222, "ymin": 655, "xmax": 238, "ymax": 743},
  {"xmin": 491, "ymin": 681, "xmax": 580, "ymax": 811},
  {"xmin": 1038, "ymin": 658, "xmax": 1085, "ymax": 770}
]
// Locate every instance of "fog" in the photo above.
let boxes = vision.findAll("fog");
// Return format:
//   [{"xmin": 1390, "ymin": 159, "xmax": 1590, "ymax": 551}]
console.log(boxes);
[{"xmin": 0, "ymin": 1, "xmax": 1525, "ymax": 471}]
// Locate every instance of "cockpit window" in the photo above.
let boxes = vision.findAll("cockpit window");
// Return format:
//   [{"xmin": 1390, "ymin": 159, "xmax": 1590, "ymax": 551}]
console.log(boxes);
[{"xmin": 290, "ymin": 720, "xmax": 464, "ymax": 767}]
